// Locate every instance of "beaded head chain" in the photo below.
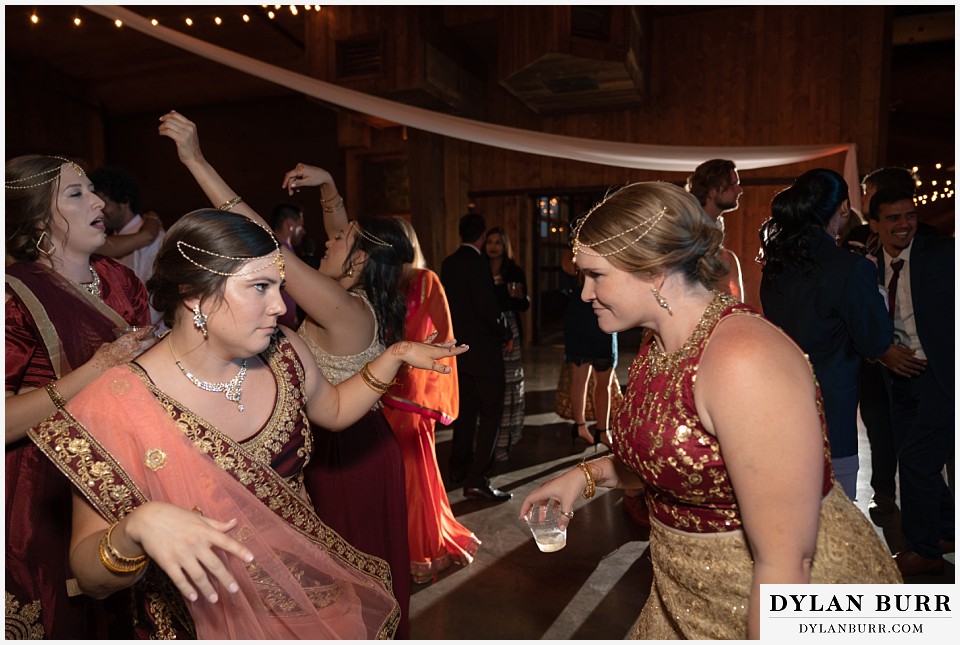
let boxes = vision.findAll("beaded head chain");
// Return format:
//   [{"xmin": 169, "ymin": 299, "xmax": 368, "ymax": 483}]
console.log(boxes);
[
  {"xmin": 351, "ymin": 220, "xmax": 392, "ymax": 248},
  {"xmin": 177, "ymin": 221, "xmax": 285, "ymax": 281},
  {"xmin": 5, "ymin": 156, "xmax": 84, "ymax": 191},
  {"xmin": 572, "ymin": 198, "xmax": 667, "ymax": 260}
]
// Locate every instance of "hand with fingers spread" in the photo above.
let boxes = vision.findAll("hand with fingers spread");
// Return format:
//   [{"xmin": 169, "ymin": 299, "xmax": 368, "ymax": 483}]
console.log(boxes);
[
  {"xmin": 122, "ymin": 502, "xmax": 254, "ymax": 604},
  {"xmin": 388, "ymin": 339, "xmax": 467, "ymax": 374}
]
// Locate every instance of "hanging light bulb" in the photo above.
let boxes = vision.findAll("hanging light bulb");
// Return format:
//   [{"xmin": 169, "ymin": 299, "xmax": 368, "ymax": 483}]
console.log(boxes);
[
  {"xmin": 114, "ymin": 19, "xmax": 123, "ymax": 28},
  {"xmin": 185, "ymin": 17, "xmax": 193, "ymax": 26},
  {"xmin": 267, "ymin": 10, "xmax": 276, "ymax": 19},
  {"xmin": 215, "ymin": 16, "xmax": 222, "ymax": 25},
  {"xmin": 30, "ymin": 13, "xmax": 39, "ymax": 24},
  {"xmin": 242, "ymin": 14, "xmax": 250, "ymax": 22},
  {"xmin": 290, "ymin": 6, "xmax": 298, "ymax": 16},
  {"xmin": 73, "ymin": 17, "xmax": 82, "ymax": 26},
  {"xmin": 151, "ymin": 18, "xmax": 159, "ymax": 26}
]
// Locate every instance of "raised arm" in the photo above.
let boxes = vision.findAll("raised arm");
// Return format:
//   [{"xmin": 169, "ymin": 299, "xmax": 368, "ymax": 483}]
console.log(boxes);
[
  {"xmin": 695, "ymin": 314, "xmax": 823, "ymax": 639},
  {"xmin": 158, "ymin": 111, "xmax": 367, "ymax": 337},
  {"xmin": 281, "ymin": 164, "xmax": 348, "ymax": 240}
]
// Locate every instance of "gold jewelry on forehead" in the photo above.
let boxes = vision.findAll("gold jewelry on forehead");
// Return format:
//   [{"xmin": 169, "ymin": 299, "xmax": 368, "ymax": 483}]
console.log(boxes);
[
  {"xmin": 176, "ymin": 220, "xmax": 285, "ymax": 279},
  {"xmin": 5, "ymin": 156, "xmax": 84, "ymax": 191},
  {"xmin": 572, "ymin": 204, "xmax": 667, "ymax": 259},
  {"xmin": 353, "ymin": 220, "xmax": 392, "ymax": 248}
]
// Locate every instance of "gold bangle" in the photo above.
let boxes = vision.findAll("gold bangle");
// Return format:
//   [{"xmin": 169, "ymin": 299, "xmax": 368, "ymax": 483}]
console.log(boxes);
[
  {"xmin": 322, "ymin": 195, "xmax": 345, "ymax": 213},
  {"xmin": 217, "ymin": 196, "xmax": 243, "ymax": 211},
  {"xmin": 320, "ymin": 192, "xmax": 340, "ymax": 205},
  {"xmin": 577, "ymin": 462, "xmax": 596, "ymax": 500},
  {"xmin": 44, "ymin": 381, "xmax": 67, "ymax": 410},
  {"xmin": 361, "ymin": 362, "xmax": 399, "ymax": 392},
  {"xmin": 359, "ymin": 364, "xmax": 388, "ymax": 395},
  {"xmin": 98, "ymin": 523, "xmax": 148, "ymax": 574}
]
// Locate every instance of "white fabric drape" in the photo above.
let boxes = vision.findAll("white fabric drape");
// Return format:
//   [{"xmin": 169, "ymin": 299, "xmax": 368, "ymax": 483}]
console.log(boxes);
[{"xmin": 85, "ymin": 5, "xmax": 861, "ymax": 207}]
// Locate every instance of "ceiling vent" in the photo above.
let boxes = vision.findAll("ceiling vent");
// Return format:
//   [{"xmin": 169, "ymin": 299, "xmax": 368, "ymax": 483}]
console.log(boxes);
[
  {"xmin": 571, "ymin": 6, "xmax": 612, "ymax": 41},
  {"xmin": 336, "ymin": 38, "xmax": 383, "ymax": 78}
]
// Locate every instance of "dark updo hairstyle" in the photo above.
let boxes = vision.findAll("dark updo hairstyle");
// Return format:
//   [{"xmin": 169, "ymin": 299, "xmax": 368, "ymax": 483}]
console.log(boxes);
[
  {"xmin": 757, "ymin": 168, "xmax": 848, "ymax": 280},
  {"xmin": 575, "ymin": 181, "xmax": 727, "ymax": 290},
  {"xmin": 147, "ymin": 209, "xmax": 278, "ymax": 330},
  {"xmin": 5, "ymin": 155, "xmax": 78, "ymax": 262},
  {"xmin": 342, "ymin": 216, "xmax": 414, "ymax": 346}
]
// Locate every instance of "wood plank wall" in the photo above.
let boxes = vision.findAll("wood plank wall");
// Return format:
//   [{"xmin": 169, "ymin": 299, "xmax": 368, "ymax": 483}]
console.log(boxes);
[{"xmin": 300, "ymin": 6, "xmax": 889, "ymax": 343}]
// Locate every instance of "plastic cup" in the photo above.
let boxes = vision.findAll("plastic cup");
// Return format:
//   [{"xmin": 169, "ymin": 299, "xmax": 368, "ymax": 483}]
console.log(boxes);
[{"xmin": 523, "ymin": 499, "xmax": 567, "ymax": 553}]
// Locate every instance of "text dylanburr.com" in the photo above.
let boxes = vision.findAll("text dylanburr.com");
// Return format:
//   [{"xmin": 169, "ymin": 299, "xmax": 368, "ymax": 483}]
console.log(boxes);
[{"xmin": 761, "ymin": 585, "xmax": 954, "ymax": 642}]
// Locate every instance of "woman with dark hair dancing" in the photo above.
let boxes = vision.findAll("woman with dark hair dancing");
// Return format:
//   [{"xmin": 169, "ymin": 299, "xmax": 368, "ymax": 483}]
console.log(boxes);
[
  {"xmin": 160, "ymin": 111, "xmax": 429, "ymax": 636},
  {"xmin": 29, "ymin": 208, "xmax": 464, "ymax": 638}
]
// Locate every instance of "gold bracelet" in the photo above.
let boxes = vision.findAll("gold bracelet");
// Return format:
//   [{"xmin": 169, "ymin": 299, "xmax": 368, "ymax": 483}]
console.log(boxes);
[
  {"xmin": 217, "ymin": 195, "xmax": 243, "ymax": 211},
  {"xmin": 361, "ymin": 362, "xmax": 399, "ymax": 392},
  {"xmin": 98, "ymin": 523, "xmax": 148, "ymax": 574},
  {"xmin": 602, "ymin": 454, "xmax": 622, "ymax": 489},
  {"xmin": 322, "ymin": 195, "xmax": 345, "ymax": 213},
  {"xmin": 44, "ymin": 381, "xmax": 67, "ymax": 409},
  {"xmin": 359, "ymin": 369, "xmax": 388, "ymax": 394},
  {"xmin": 577, "ymin": 462, "xmax": 596, "ymax": 500},
  {"xmin": 320, "ymin": 192, "xmax": 340, "ymax": 205}
]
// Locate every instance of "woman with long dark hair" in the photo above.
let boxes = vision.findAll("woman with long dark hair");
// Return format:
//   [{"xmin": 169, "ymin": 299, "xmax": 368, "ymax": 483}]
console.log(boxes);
[{"xmin": 758, "ymin": 168, "xmax": 894, "ymax": 499}]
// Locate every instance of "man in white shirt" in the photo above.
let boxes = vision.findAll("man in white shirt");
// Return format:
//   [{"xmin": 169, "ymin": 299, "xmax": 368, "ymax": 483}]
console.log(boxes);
[
  {"xmin": 90, "ymin": 167, "xmax": 165, "ymax": 324},
  {"xmin": 870, "ymin": 187, "xmax": 955, "ymax": 578}
]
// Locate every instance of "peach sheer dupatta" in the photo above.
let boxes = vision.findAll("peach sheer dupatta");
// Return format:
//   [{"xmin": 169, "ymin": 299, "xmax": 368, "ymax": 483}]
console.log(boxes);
[
  {"xmin": 383, "ymin": 269, "xmax": 459, "ymax": 423},
  {"xmin": 30, "ymin": 365, "xmax": 399, "ymax": 639}
]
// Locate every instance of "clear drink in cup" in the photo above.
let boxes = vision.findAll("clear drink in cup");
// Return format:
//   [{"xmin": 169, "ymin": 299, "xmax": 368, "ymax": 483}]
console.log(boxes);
[{"xmin": 523, "ymin": 499, "xmax": 567, "ymax": 552}]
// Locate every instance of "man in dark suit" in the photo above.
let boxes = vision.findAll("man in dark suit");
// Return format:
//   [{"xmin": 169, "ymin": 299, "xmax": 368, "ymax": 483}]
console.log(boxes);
[
  {"xmin": 441, "ymin": 213, "xmax": 513, "ymax": 502},
  {"xmin": 870, "ymin": 188, "xmax": 955, "ymax": 577}
]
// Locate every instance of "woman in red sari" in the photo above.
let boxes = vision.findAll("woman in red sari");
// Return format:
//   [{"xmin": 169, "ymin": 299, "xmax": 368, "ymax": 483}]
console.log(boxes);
[
  {"xmin": 382, "ymin": 218, "xmax": 481, "ymax": 584},
  {"xmin": 28, "ymin": 209, "xmax": 466, "ymax": 639},
  {"xmin": 5, "ymin": 155, "xmax": 155, "ymax": 639}
]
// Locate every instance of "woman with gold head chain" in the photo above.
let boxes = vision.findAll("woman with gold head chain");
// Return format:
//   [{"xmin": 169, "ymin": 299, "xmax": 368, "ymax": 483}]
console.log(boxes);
[
  {"xmin": 27, "ymin": 207, "xmax": 465, "ymax": 639},
  {"xmin": 520, "ymin": 181, "xmax": 900, "ymax": 639},
  {"xmin": 159, "ymin": 110, "xmax": 435, "ymax": 636},
  {"xmin": 6, "ymin": 155, "xmax": 156, "ymax": 639}
]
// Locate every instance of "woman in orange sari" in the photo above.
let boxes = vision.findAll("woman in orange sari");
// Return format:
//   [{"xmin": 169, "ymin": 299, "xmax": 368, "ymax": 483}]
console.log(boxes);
[{"xmin": 382, "ymin": 219, "xmax": 481, "ymax": 584}]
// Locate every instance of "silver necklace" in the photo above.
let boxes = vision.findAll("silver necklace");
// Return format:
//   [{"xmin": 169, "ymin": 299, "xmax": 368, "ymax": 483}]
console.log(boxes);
[
  {"xmin": 75, "ymin": 265, "xmax": 101, "ymax": 299},
  {"xmin": 168, "ymin": 340, "xmax": 248, "ymax": 412}
]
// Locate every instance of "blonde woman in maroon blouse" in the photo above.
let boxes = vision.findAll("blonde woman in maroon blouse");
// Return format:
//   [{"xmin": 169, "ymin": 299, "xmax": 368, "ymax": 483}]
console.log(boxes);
[{"xmin": 520, "ymin": 182, "xmax": 900, "ymax": 640}]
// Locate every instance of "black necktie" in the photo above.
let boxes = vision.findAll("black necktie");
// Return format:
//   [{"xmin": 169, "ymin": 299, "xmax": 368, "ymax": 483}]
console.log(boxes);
[{"xmin": 887, "ymin": 259, "xmax": 904, "ymax": 319}]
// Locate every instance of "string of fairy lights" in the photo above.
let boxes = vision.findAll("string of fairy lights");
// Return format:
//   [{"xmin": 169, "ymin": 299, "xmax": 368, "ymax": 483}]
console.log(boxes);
[
  {"xmin": 26, "ymin": 5, "xmax": 321, "ymax": 28},
  {"xmin": 911, "ymin": 163, "xmax": 954, "ymax": 206},
  {"xmin": 17, "ymin": 8, "xmax": 958, "ymax": 210}
]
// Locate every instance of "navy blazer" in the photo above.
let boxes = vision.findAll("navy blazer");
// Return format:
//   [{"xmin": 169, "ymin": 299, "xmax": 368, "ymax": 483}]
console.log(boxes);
[
  {"xmin": 441, "ymin": 245, "xmax": 510, "ymax": 376},
  {"xmin": 761, "ymin": 230, "xmax": 893, "ymax": 458},
  {"xmin": 877, "ymin": 234, "xmax": 955, "ymax": 398}
]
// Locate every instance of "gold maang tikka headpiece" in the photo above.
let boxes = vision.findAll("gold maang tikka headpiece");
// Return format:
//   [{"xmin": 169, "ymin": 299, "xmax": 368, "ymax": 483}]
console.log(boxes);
[
  {"xmin": 177, "ymin": 221, "xmax": 285, "ymax": 280},
  {"xmin": 572, "ymin": 202, "xmax": 668, "ymax": 259},
  {"xmin": 5, "ymin": 156, "xmax": 84, "ymax": 191}
]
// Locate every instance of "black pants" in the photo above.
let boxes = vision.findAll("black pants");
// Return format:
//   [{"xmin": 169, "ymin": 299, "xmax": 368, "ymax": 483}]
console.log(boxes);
[
  {"xmin": 889, "ymin": 369, "xmax": 955, "ymax": 558},
  {"xmin": 450, "ymin": 363, "xmax": 505, "ymax": 488},
  {"xmin": 860, "ymin": 360, "xmax": 897, "ymax": 499}
]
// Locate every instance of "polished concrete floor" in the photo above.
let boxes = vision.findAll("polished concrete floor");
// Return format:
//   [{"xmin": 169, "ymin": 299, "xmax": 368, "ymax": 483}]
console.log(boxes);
[{"xmin": 407, "ymin": 344, "xmax": 955, "ymax": 640}]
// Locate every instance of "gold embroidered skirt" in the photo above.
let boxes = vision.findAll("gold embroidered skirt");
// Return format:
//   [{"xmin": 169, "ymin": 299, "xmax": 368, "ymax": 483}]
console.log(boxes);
[{"xmin": 630, "ymin": 486, "xmax": 902, "ymax": 640}]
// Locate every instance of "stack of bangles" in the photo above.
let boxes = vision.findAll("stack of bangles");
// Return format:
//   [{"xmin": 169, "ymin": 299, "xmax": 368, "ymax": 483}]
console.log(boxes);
[
  {"xmin": 359, "ymin": 362, "xmax": 399, "ymax": 395},
  {"xmin": 98, "ymin": 522, "xmax": 148, "ymax": 576},
  {"xmin": 321, "ymin": 193, "xmax": 345, "ymax": 213},
  {"xmin": 577, "ymin": 455, "xmax": 621, "ymax": 500}
]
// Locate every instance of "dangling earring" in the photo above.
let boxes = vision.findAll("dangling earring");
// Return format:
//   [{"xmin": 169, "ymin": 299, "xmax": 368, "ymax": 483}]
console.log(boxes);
[
  {"xmin": 345, "ymin": 260, "xmax": 355, "ymax": 278},
  {"xmin": 193, "ymin": 304, "xmax": 208, "ymax": 338},
  {"xmin": 651, "ymin": 285, "xmax": 673, "ymax": 316},
  {"xmin": 35, "ymin": 231, "xmax": 54, "ymax": 257}
]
